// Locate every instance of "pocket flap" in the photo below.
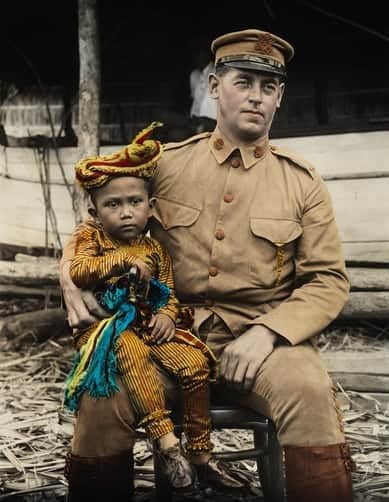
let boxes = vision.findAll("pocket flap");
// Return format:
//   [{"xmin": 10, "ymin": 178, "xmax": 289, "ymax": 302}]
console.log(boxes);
[
  {"xmin": 250, "ymin": 218, "xmax": 302, "ymax": 246},
  {"xmin": 153, "ymin": 197, "xmax": 201, "ymax": 230}
]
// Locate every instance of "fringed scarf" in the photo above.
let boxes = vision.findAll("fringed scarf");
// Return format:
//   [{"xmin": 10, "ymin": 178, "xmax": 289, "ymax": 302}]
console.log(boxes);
[{"xmin": 63, "ymin": 277, "xmax": 170, "ymax": 412}]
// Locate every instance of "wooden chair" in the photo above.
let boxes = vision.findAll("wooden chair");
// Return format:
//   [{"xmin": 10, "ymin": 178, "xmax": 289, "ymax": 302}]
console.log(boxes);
[{"xmin": 153, "ymin": 404, "xmax": 286, "ymax": 501}]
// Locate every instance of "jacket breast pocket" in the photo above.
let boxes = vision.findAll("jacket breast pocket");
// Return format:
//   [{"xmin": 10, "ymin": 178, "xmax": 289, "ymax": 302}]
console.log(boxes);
[
  {"xmin": 249, "ymin": 218, "xmax": 303, "ymax": 288},
  {"xmin": 152, "ymin": 197, "xmax": 201, "ymax": 230}
]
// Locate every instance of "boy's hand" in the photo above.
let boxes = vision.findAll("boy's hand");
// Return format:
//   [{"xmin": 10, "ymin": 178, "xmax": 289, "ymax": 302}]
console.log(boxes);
[
  {"xmin": 131, "ymin": 258, "xmax": 152, "ymax": 282},
  {"xmin": 149, "ymin": 313, "xmax": 175, "ymax": 344}
]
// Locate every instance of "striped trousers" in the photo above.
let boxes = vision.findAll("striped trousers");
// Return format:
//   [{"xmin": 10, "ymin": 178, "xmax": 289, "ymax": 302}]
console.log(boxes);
[{"xmin": 76, "ymin": 327, "xmax": 212, "ymax": 453}]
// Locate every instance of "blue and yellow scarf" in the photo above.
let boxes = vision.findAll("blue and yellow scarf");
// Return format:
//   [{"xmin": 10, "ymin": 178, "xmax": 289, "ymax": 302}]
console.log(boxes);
[{"xmin": 63, "ymin": 277, "xmax": 170, "ymax": 412}]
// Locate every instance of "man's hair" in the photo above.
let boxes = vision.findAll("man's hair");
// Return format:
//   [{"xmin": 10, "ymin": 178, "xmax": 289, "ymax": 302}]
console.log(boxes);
[{"xmin": 215, "ymin": 63, "xmax": 286, "ymax": 83}]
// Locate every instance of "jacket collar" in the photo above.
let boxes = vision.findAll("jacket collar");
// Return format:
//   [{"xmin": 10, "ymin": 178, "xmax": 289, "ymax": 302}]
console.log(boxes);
[{"xmin": 209, "ymin": 126, "xmax": 270, "ymax": 169}]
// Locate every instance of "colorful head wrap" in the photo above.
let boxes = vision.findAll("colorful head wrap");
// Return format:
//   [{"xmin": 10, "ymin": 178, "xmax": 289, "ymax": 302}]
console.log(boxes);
[{"xmin": 75, "ymin": 121, "xmax": 163, "ymax": 191}]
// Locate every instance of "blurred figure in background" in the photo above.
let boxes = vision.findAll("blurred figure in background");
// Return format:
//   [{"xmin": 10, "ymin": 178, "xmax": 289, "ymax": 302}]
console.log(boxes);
[{"xmin": 188, "ymin": 35, "xmax": 217, "ymax": 133}]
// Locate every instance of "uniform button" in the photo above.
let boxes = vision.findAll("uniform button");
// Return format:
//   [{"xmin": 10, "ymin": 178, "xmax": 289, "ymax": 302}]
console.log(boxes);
[
  {"xmin": 209, "ymin": 266, "xmax": 218, "ymax": 277},
  {"xmin": 223, "ymin": 193, "xmax": 233, "ymax": 203},
  {"xmin": 214, "ymin": 138, "xmax": 224, "ymax": 150},
  {"xmin": 215, "ymin": 229, "xmax": 225, "ymax": 240},
  {"xmin": 231, "ymin": 158, "xmax": 241, "ymax": 168},
  {"xmin": 254, "ymin": 146, "xmax": 263, "ymax": 158},
  {"xmin": 205, "ymin": 298, "xmax": 214, "ymax": 307}
]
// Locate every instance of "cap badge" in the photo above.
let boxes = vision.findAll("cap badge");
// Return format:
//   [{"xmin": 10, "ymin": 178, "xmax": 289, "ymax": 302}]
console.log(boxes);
[{"xmin": 254, "ymin": 33, "xmax": 273, "ymax": 55}]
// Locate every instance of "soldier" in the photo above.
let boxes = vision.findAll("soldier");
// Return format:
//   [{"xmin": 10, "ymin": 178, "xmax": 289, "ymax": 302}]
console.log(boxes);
[{"xmin": 61, "ymin": 28, "xmax": 354, "ymax": 501}]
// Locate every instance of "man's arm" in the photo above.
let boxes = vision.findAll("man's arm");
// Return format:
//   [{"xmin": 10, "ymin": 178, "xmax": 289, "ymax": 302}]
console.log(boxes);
[
  {"xmin": 248, "ymin": 175, "xmax": 349, "ymax": 345},
  {"xmin": 152, "ymin": 241, "xmax": 179, "ymax": 323},
  {"xmin": 59, "ymin": 221, "xmax": 107, "ymax": 329},
  {"xmin": 60, "ymin": 260, "xmax": 109, "ymax": 329},
  {"xmin": 219, "ymin": 176, "xmax": 349, "ymax": 391}
]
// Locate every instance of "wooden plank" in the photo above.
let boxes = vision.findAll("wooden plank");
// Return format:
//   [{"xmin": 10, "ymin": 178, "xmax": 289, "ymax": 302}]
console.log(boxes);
[
  {"xmin": 1, "ymin": 131, "xmax": 389, "ymax": 250},
  {"xmin": 0, "ymin": 146, "xmax": 118, "ymax": 185},
  {"xmin": 1, "ymin": 260, "xmax": 388, "ymax": 291},
  {"xmin": 0, "ymin": 260, "xmax": 59, "ymax": 286},
  {"xmin": 0, "ymin": 308, "xmax": 68, "ymax": 348},
  {"xmin": 321, "ymin": 351, "xmax": 389, "ymax": 375},
  {"xmin": 3, "ymin": 173, "xmax": 389, "ymax": 251},
  {"xmin": 347, "ymin": 268, "xmax": 389, "ymax": 291},
  {"xmin": 343, "ymin": 242, "xmax": 389, "ymax": 265},
  {"xmin": 329, "ymin": 374, "xmax": 389, "ymax": 393},
  {"xmin": 322, "ymin": 352, "xmax": 389, "ymax": 394},
  {"xmin": 272, "ymin": 131, "xmax": 389, "ymax": 178},
  {"xmin": 0, "ymin": 223, "xmax": 71, "ymax": 250},
  {"xmin": 1, "ymin": 130, "xmax": 388, "ymax": 183},
  {"xmin": 340, "ymin": 292, "xmax": 389, "ymax": 319},
  {"xmin": 326, "ymin": 178, "xmax": 389, "ymax": 242},
  {"xmin": 0, "ymin": 284, "xmax": 60, "ymax": 298}
]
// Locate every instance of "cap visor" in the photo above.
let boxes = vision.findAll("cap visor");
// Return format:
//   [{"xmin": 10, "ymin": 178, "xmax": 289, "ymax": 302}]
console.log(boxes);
[{"xmin": 221, "ymin": 60, "xmax": 286, "ymax": 77}]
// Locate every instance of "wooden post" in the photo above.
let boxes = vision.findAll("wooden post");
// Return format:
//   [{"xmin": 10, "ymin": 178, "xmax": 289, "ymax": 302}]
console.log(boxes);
[{"xmin": 74, "ymin": 0, "xmax": 101, "ymax": 223}]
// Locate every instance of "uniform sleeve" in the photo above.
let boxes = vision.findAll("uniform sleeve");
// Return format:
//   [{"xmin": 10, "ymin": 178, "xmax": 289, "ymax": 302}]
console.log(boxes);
[
  {"xmin": 153, "ymin": 241, "xmax": 179, "ymax": 322},
  {"xmin": 249, "ymin": 175, "xmax": 350, "ymax": 345},
  {"xmin": 59, "ymin": 220, "xmax": 94, "ymax": 273},
  {"xmin": 69, "ymin": 226, "xmax": 136, "ymax": 289}
]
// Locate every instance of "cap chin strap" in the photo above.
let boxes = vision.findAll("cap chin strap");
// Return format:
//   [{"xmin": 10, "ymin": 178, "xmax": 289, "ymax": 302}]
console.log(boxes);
[{"xmin": 217, "ymin": 55, "xmax": 287, "ymax": 78}]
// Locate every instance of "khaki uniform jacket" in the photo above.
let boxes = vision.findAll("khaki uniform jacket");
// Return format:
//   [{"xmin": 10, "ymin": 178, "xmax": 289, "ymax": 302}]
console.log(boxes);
[{"xmin": 148, "ymin": 127, "xmax": 349, "ymax": 345}]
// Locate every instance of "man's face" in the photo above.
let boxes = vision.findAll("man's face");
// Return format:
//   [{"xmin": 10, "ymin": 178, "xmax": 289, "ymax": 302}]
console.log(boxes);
[
  {"xmin": 91, "ymin": 176, "xmax": 153, "ymax": 242},
  {"xmin": 209, "ymin": 67, "xmax": 284, "ymax": 143}
]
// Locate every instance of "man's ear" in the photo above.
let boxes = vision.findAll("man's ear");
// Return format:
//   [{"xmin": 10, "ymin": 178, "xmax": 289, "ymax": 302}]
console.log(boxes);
[
  {"xmin": 208, "ymin": 73, "xmax": 219, "ymax": 99},
  {"xmin": 148, "ymin": 197, "xmax": 155, "ymax": 217},
  {"xmin": 276, "ymin": 83, "xmax": 285, "ymax": 109}
]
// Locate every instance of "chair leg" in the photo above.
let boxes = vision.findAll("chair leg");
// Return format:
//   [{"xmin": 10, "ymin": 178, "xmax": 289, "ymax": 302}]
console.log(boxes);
[{"xmin": 255, "ymin": 423, "xmax": 285, "ymax": 502}]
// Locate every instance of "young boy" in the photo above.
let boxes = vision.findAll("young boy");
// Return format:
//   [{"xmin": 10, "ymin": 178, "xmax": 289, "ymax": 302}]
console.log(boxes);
[{"xmin": 63, "ymin": 122, "xmax": 244, "ymax": 493}]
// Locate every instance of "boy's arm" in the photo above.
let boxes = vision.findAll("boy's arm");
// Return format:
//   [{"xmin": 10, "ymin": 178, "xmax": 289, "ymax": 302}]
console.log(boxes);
[{"xmin": 69, "ymin": 226, "xmax": 138, "ymax": 288}]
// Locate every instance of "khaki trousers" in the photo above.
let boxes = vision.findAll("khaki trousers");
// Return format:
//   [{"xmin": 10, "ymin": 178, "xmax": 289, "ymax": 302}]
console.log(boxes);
[{"xmin": 71, "ymin": 312, "xmax": 345, "ymax": 456}]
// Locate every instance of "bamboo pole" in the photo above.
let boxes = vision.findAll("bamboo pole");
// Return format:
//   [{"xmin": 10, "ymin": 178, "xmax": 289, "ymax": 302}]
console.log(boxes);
[{"xmin": 74, "ymin": 0, "xmax": 101, "ymax": 222}]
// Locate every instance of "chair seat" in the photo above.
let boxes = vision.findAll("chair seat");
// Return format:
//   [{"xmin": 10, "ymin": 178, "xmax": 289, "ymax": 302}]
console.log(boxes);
[
  {"xmin": 209, "ymin": 405, "xmax": 271, "ymax": 462},
  {"xmin": 153, "ymin": 403, "xmax": 286, "ymax": 501}
]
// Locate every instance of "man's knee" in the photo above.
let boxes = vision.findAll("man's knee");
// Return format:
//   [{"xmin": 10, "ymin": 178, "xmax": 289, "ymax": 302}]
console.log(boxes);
[
  {"xmin": 71, "ymin": 378, "xmax": 137, "ymax": 456},
  {"xmin": 270, "ymin": 355, "xmax": 333, "ymax": 405},
  {"xmin": 250, "ymin": 343, "xmax": 345, "ymax": 445},
  {"xmin": 260, "ymin": 343, "xmax": 332, "ymax": 399}
]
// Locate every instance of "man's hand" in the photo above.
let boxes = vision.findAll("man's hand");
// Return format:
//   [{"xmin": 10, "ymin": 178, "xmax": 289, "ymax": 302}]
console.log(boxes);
[
  {"xmin": 60, "ymin": 261, "xmax": 108, "ymax": 330},
  {"xmin": 149, "ymin": 313, "xmax": 175, "ymax": 344},
  {"xmin": 219, "ymin": 325, "xmax": 279, "ymax": 393}
]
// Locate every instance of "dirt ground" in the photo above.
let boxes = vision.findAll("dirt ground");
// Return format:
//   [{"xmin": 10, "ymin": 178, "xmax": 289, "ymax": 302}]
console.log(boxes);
[{"xmin": 1, "ymin": 299, "xmax": 389, "ymax": 501}]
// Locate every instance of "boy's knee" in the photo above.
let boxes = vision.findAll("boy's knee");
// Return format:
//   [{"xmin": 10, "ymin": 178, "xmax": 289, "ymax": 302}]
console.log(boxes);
[
  {"xmin": 177, "ymin": 351, "xmax": 210, "ymax": 384},
  {"xmin": 115, "ymin": 331, "xmax": 149, "ymax": 363},
  {"xmin": 189, "ymin": 352, "xmax": 210, "ymax": 377}
]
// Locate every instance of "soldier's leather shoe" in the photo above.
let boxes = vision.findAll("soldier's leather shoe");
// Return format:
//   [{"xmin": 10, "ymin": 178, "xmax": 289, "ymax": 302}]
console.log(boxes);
[{"xmin": 193, "ymin": 457, "xmax": 246, "ymax": 491}]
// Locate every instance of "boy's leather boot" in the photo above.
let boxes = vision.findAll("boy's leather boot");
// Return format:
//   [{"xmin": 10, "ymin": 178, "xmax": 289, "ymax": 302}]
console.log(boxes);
[
  {"xmin": 65, "ymin": 450, "xmax": 134, "ymax": 501},
  {"xmin": 284, "ymin": 443, "xmax": 355, "ymax": 502}
]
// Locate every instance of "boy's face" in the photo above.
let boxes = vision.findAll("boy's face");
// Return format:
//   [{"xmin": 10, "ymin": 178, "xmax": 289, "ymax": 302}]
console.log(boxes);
[{"xmin": 90, "ymin": 176, "xmax": 153, "ymax": 242}]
